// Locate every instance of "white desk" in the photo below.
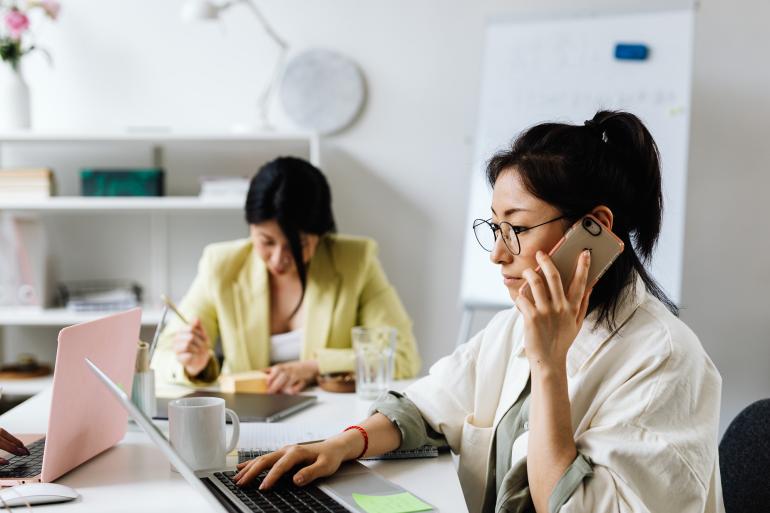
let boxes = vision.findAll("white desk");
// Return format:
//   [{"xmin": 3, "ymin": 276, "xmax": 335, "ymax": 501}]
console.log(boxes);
[{"xmin": 0, "ymin": 384, "xmax": 468, "ymax": 512}]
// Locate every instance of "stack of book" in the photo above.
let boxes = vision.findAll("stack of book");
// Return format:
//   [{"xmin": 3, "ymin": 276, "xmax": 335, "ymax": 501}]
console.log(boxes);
[
  {"xmin": 199, "ymin": 176, "xmax": 250, "ymax": 202},
  {"xmin": 0, "ymin": 168, "xmax": 54, "ymax": 200},
  {"xmin": 58, "ymin": 280, "xmax": 142, "ymax": 312}
]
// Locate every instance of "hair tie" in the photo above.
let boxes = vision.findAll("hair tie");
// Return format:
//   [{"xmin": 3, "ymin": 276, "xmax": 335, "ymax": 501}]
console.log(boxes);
[{"xmin": 584, "ymin": 119, "xmax": 609, "ymax": 143}]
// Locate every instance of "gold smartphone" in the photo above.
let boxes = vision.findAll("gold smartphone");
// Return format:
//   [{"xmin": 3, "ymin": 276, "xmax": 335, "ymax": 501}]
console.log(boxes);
[{"xmin": 519, "ymin": 214, "xmax": 625, "ymax": 297}]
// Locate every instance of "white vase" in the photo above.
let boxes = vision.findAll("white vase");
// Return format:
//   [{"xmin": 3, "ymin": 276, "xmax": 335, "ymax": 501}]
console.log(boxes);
[{"xmin": 0, "ymin": 65, "xmax": 31, "ymax": 130}]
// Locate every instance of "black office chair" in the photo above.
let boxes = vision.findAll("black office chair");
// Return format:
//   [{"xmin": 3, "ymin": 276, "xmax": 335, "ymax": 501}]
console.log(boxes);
[{"xmin": 719, "ymin": 399, "xmax": 770, "ymax": 513}]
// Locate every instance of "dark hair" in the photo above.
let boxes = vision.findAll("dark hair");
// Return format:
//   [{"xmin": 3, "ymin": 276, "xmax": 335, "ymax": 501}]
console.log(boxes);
[
  {"xmin": 245, "ymin": 157, "xmax": 336, "ymax": 313},
  {"xmin": 486, "ymin": 110, "xmax": 678, "ymax": 329}
]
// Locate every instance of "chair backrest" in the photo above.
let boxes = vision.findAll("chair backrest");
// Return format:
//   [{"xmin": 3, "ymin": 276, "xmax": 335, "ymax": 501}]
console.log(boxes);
[{"xmin": 719, "ymin": 399, "xmax": 770, "ymax": 513}]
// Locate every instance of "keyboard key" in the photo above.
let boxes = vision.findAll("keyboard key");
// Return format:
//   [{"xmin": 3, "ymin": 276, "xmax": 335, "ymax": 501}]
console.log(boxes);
[
  {"xmin": 213, "ymin": 471, "xmax": 345, "ymax": 512},
  {"xmin": 0, "ymin": 438, "xmax": 45, "ymax": 478}
]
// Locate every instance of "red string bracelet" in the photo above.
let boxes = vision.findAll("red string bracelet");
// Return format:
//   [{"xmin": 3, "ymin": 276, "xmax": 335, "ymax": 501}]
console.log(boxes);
[{"xmin": 344, "ymin": 425, "xmax": 369, "ymax": 459}]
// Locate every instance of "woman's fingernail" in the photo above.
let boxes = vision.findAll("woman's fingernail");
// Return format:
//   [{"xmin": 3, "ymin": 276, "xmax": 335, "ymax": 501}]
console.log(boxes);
[{"xmin": 295, "ymin": 475, "xmax": 304, "ymax": 485}]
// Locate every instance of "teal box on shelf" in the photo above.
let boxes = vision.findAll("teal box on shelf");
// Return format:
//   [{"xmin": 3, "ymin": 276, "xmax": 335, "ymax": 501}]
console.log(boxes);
[{"xmin": 80, "ymin": 168, "xmax": 165, "ymax": 196}]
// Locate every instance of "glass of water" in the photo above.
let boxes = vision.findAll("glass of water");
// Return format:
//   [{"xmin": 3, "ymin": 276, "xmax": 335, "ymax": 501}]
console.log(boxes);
[{"xmin": 352, "ymin": 326, "xmax": 396, "ymax": 400}]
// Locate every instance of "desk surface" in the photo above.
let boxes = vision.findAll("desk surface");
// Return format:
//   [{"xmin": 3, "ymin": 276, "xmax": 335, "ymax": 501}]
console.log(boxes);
[{"xmin": 0, "ymin": 384, "xmax": 467, "ymax": 512}]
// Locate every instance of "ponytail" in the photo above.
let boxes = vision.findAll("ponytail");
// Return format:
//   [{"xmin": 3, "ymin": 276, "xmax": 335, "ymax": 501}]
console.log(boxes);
[{"xmin": 587, "ymin": 111, "xmax": 662, "ymax": 262}]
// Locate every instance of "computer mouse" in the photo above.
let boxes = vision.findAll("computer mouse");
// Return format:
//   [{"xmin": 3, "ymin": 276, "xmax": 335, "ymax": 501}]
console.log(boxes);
[{"xmin": 0, "ymin": 482, "xmax": 79, "ymax": 507}]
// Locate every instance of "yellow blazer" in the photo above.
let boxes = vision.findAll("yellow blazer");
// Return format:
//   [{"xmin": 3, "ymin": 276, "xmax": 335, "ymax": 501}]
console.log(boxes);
[{"xmin": 151, "ymin": 234, "xmax": 421, "ymax": 385}]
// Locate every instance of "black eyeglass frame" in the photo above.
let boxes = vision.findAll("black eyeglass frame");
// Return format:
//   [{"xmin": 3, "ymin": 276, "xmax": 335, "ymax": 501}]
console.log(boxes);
[{"xmin": 472, "ymin": 215, "xmax": 566, "ymax": 255}]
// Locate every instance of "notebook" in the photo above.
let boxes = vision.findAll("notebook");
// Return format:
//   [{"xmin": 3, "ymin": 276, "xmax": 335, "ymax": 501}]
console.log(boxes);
[
  {"xmin": 236, "ymin": 423, "xmax": 440, "ymax": 462},
  {"xmin": 155, "ymin": 391, "xmax": 316, "ymax": 422}
]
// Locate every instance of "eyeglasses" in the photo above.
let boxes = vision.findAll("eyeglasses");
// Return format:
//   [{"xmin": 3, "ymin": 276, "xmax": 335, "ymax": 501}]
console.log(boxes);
[{"xmin": 472, "ymin": 215, "xmax": 565, "ymax": 255}]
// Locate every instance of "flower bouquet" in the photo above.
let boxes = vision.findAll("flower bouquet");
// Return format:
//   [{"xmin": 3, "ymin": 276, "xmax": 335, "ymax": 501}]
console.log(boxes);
[{"xmin": 0, "ymin": 1, "xmax": 60, "ymax": 129}]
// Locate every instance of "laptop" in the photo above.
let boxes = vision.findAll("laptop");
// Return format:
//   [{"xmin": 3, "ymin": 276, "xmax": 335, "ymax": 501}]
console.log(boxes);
[
  {"xmin": 87, "ymin": 359, "xmax": 436, "ymax": 513},
  {"xmin": 155, "ymin": 391, "xmax": 316, "ymax": 423},
  {"xmin": 0, "ymin": 308, "xmax": 141, "ymax": 486}
]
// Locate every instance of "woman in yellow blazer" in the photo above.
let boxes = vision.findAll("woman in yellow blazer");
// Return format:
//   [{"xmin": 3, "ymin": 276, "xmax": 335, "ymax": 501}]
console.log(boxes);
[{"xmin": 151, "ymin": 157, "xmax": 421, "ymax": 393}]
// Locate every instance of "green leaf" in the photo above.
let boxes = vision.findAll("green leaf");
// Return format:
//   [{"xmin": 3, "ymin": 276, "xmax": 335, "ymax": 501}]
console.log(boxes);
[{"xmin": 0, "ymin": 38, "xmax": 22, "ymax": 67}]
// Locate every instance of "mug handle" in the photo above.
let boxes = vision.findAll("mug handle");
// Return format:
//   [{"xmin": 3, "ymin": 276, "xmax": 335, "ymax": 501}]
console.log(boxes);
[{"xmin": 224, "ymin": 408, "xmax": 240, "ymax": 454}]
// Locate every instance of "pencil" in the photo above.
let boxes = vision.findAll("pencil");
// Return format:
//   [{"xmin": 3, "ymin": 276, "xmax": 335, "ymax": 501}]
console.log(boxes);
[
  {"xmin": 160, "ymin": 294, "xmax": 190, "ymax": 325},
  {"xmin": 147, "ymin": 304, "xmax": 169, "ymax": 360}
]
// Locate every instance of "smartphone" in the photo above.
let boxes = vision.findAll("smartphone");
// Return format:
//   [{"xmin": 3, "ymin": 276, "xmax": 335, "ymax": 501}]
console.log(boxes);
[{"xmin": 519, "ymin": 215, "xmax": 624, "ymax": 298}]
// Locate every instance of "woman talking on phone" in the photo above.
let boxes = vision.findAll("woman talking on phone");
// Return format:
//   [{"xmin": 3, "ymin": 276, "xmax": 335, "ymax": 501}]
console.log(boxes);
[
  {"xmin": 234, "ymin": 111, "xmax": 723, "ymax": 513},
  {"xmin": 152, "ymin": 156, "xmax": 421, "ymax": 393}
]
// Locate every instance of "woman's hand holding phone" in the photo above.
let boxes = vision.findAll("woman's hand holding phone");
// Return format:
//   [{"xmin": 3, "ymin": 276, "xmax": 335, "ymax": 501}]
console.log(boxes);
[{"xmin": 516, "ymin": 249, "xmax": 592, "ymax": 370}]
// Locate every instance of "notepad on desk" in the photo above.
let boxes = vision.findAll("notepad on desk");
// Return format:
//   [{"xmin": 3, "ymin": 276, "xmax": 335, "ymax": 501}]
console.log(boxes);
[
  {"xmin": 237, "ymin": 423, "xmax": 440, "ymax": 461},
  {"xmin": 237, "ymin": 422, "xmax": 339, "ymax": 450}
]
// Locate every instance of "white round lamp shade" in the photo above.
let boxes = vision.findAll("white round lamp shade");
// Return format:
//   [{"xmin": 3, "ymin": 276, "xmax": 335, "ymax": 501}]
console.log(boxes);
[
  {"xmin": 181, "ymin": 0, "xmax": 220, "ymax": 21},
  {"xmin": 280, "ymin": 49, "xmax": 366, "ymax": 135}
]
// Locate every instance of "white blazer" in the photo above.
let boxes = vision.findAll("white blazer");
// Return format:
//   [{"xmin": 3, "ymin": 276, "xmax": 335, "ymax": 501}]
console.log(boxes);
[{"xmin": 405, "ymin": 275, "xmax": 724, "ymax": 513}]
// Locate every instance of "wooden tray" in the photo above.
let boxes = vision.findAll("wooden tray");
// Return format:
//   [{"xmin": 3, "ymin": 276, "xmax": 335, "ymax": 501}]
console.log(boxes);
[
  {"xmin": 317, "ymin": 372, "xmax": 356, "ymax": 393},
  {"xmin": 0, "ymin": 365, "xmax": 51, "ymax": 380}
]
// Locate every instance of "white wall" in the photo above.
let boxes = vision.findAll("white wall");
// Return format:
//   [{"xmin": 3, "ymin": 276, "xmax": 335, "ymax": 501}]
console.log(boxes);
[
  {"xmin": 682, "ymin": 0, "xmax": 770, "ymax": 433},
  {"xmin": 6, "ymin": 0, "xmax": 768, "ymax": 433}
]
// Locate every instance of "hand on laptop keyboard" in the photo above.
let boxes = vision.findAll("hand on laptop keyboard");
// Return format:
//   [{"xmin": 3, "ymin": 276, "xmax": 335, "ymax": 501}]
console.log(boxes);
[
  {"xmin": 0, "ymin": 428, "xmax": 29, "ymax": 464},
  {"xmin": 214, "ymin": 471, "xmax": 349, "ymax": 512},
  {"xmin": 0, "ymin": 438, "xmax": 44, "ymax": 478},
  {"xmin": 234, "ymin": 440, "xmax": 346, "ymax": 491}
]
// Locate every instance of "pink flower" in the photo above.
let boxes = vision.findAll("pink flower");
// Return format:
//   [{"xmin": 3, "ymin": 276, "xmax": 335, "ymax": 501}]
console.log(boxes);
[
  {"xmin": 5, "ymin": 9, "xmax": 30, "ymax": 39},
  {"xmin": 40, "ymin": 0, "xmax": 61, "ymax": 21}
]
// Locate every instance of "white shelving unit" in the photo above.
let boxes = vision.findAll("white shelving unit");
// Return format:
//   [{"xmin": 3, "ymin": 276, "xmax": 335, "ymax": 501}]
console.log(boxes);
[
  {"xmin": 0, "ymin": 306, "xmax": 163, "ymax": 326},
  {"xmin": 0, "ymin": 130, "xmax": 321, "ymax": 144},
  {"xmin": 0, "ymin": 130, "xmax": 320, "ymax": 393},
  {"xmin": 0, "ymin": 197, "xmax": 244, "ymax": 211}
]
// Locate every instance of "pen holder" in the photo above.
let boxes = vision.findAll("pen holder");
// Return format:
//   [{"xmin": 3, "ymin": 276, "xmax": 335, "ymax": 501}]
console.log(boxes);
[{"xmin": 131, "ymin": 341, "xmax": 157, "ymax": 418}]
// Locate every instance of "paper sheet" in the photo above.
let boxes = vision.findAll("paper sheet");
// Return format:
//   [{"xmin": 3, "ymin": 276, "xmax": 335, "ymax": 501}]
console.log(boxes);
[{"xmin": 237, "ymin": 422, "xmax": 340, "ymax": 450}]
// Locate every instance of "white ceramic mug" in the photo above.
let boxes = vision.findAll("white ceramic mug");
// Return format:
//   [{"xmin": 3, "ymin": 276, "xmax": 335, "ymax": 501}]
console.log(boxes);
[{"xmin": 168, "ymin": 397, "xmax": 240, "ymax": 471}]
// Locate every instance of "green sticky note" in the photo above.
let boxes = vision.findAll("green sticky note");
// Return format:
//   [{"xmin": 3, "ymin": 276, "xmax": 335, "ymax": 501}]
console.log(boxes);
[{"xmin": 352, "ymin": 492, "xmax": 432, "ymax": 513}]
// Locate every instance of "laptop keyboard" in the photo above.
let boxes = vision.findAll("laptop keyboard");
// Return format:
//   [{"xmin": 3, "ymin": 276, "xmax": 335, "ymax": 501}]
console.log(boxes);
[
  {"xmin": 213, "ymin": 470, "xmax": 348, "ymax": 513},
  {"xmin": 0, "ymin": 438, "xmax": 45, "ymax": 478}
]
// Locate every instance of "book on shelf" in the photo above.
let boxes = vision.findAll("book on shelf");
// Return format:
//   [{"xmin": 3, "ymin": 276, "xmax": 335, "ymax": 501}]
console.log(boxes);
[
  {"xmin": 0, "ymin": 168, "xmax": 54, "ymax": 200},
  {"xmin": 0, "ymin": 213, "xmax": 52, "ymax": 308},
  {"xmin": 199, "ymin": 176, "xmax": 249, "ymax": 202}
]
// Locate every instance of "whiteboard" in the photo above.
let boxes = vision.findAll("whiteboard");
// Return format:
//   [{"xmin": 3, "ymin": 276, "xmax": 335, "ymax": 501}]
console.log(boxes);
[{"xmin": 460, "ymin": 8, "xmax": 694, "ymax": 308}]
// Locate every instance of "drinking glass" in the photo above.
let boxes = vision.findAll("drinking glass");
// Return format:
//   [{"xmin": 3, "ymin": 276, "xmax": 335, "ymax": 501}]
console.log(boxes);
[{"xmin": 352, "ymin": 326, "xmax": 396, "ymax": 400}]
